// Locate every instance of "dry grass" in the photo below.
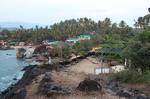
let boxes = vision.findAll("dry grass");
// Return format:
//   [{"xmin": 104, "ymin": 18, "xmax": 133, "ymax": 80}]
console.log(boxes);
[{"xmin": 24, "ymin": 57, "xmax": 125, "ymax": 99}]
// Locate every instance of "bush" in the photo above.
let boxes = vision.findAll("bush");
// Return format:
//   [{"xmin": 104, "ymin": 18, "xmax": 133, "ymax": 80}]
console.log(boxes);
[
  {"xmin": 142, "ymin": 71, "xmax": 150, "ymax": 83},
  {"xmin": 109, "ymin": 70, "xmax": 150, "ymax": 84},
  {"xmin": 123, "ymin": 31, "xmax": 150, "ymax": 73}
]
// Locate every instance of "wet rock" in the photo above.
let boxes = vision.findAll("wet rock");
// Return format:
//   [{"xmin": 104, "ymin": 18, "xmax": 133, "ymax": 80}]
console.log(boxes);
[
  {"xmin": 18, "ymin": 67, "xmax": 42, "ymax": 86},
  {"xmin": 13, "ymin": 78, "xmax": 17, "ymax": 80},
  {"xmin": 12, "ymin": 88, "xmax": 27, "ymax": 99},
  {"xmin": 1, "ymin": 88, "xmax": 27, "ymax": 99},
  {"xmin": 77, "ymin": 80, "xmax": 102, "ymax": 92},
  {"xmin": 0, "ymin": 65, "xmax": 56, "ymax": 99}
]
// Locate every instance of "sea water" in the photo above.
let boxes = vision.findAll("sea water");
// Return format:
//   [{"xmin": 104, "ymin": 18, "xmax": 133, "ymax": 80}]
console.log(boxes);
[{"xmin": 0, "ymin": 49, "xmax": 28, "ymax": 92}]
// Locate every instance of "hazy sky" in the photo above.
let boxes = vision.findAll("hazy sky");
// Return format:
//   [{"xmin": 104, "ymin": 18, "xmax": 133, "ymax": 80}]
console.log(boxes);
[{"xmin": 0, "ymin": 0, "xmax": 150, "ymax": 26}]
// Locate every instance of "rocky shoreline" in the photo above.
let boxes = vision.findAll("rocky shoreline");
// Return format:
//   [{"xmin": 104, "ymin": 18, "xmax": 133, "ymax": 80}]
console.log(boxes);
[
  {"xmin": 0, "ymin": 64, "xmax": 68, "ymax": 99},
  {"xmin": 0, "ymin": 54, "xmax": 149, "ymax": 99},
  {"xmin": 0, "ymin": 54, "xmax": 87, "ymax": 99}
]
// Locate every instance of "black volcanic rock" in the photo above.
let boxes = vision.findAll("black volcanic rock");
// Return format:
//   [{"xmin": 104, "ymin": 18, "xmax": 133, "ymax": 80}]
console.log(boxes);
[
  {"xmin": 1, "ymin": 88, "xmax": 26, "ymax": 99},
  {"xmin": 116, "ymin": 89, "xmax": 132, "ymax": 98},
  {"xmin": 40, "ymin": 83, "xmax": 71, "ymax": 97},
  {"xmin": 77, "ymin": 80, "xmax": 102, "ymax": 92}
]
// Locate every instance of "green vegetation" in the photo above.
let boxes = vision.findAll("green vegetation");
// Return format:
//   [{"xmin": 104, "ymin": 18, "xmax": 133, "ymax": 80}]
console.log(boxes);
[
  {"xmin": 123, "ymin": 30, "xmax": 150, "ymax": 73},
  {"xmin": 0, "ymin": 8, "xmax": 150, "ymax": 84},
  {"xmin": 110, "ymin": 70, "xmax": 150, "ymax": 84},
  {"xmin": 109, "ymin": 30, "xmax": 150, "ymax": 84},
  {"xmin": 51, "ymin": 44, "xmax": 72, "ymax": 59},
  {"xmin": 72, "ymin": 40, "xmax": 96, "ymax": 56},
  {"xmin": 1, "ymin": 18, "xmax": 133, "ymax": 44},
  {"xmin": 49, "ymin": 40, "xmax": 96, "ymax": 59}
]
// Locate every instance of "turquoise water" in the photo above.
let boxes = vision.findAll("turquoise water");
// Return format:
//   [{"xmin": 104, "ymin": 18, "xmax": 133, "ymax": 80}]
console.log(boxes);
[{"xmin": 0, "ymin": 50, "xmax": 28, "ymax": 91}]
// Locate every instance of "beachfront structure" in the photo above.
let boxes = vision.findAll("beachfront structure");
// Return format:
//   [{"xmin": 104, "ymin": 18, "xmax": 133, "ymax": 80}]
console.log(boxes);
[
  {"xmin": 0, "ymin": 40, "xmax": 6, "ymax": 46},
  {"xmin": 66, "ymin": 34, "xmax": 92, "ymax": 44},
  {"xmin": 47, "ymin": 41, "xmax": 64, "ymax": 46},
  {"xmin": 77, "ymin": 34, "xmax": 91, "ymax": 41},
  {"xmin": 48, "ymin": 41, "xmax": 61, "ymax": 45},
  {"xmin": 43, "ymin": 40, "xmax": 55, "ymax": 45},
  {"xmin": 46, "ymin": 41, "xmax": 68, "ymax": 48},
  {"xmin": 42, "ymin": 40, "xmax": 67, "ymax": 47},
  {"xmin": 66, "ymin": 38, "xmax": 79, "ymax": 44}
]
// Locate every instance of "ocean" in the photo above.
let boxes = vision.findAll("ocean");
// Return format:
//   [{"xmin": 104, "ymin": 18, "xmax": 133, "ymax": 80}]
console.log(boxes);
[{"xmin": 0, "ymin": 49, "xmax": 28, "ymax": 92}]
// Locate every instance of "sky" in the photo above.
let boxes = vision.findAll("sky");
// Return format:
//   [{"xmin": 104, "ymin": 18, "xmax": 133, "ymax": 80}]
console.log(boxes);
[{"xmin": 0, "ymin": 0, "xmax": 150, "ymax": 26}]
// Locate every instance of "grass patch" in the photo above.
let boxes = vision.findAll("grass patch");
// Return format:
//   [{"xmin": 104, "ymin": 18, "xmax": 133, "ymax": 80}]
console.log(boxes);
[{"xmin": 109, "ymin": 70, "xmax": 150, "ymax": 84}]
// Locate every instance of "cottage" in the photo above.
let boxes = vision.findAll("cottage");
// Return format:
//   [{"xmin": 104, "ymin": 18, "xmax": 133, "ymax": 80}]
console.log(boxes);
[
  {"xmin": 0, "ymin": 40, "xmax": 6, "ymax": 46},
  {"xmin": 66, "ymin": 38, "xmax": 79, "ymax": 44},
  {"xmin": 77, "ymin": 34, "xmax": 91, "ymax": 41},
  {"xmin": 66, "ymin": 34, "xmax": 92, "ymax": 44},
  {"xmin": 42, "ymin": 40, "xmax": 58, "ymax": 45}
]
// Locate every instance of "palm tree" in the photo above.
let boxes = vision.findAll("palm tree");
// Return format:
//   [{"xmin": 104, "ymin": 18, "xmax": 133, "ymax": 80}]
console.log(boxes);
[
  {"xmin": 137, "ymin": 17, "xmax": 144, "ymax": 28},
  {"xmin": 119, "ymin": 20, "xmax": 126, "ymax": 28}
]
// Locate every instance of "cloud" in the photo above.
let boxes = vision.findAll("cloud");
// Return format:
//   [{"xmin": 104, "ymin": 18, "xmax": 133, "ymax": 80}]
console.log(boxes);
[{"xmin": 0, "ymin": 0, "xmax": 150, "ymax": 26}]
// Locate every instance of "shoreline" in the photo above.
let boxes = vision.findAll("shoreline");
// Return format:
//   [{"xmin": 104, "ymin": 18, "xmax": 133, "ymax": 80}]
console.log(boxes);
[
  {"xmin": 0, "ymin": 45, "xmax": 36, "ymax": 50},
  {"xmin": 0, "ymin": 54, "xmax": 149, "ymax": 99},
  {"xmin": 11, "ymin": 45, "xmax": 36, "ymax": 49},
  {"xmin": 0, "ymin": 54, "xmax": 88, "ymax": 99},
  {"xmin": 0, "ymin": 49, "xmax": 29, "ymax": 92}
]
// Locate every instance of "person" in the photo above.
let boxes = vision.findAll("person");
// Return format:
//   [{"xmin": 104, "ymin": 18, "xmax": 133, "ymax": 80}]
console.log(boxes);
[{"xmin": 48, "ymin": 56, "xmax": 52, "ymax": 64}]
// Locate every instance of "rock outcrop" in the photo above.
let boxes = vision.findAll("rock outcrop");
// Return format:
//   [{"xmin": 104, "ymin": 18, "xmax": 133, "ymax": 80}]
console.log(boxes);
[
  {"xmin": 77, "ymin": 80, "xmax": 102, "ymax": 92},
  {"xmin": 16, "ymin": 48, "xmax": 26, "ymax": 58},
  {"xmin": 38, "ymin": 73, "xmax": 71, "ymax": 97},
  {"xmin": 107, "ymin": 80, "xmax": 150, "ymax": 99}
]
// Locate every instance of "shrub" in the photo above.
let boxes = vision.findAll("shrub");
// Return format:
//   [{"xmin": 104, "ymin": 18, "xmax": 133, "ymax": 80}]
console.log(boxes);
[
  {"xmin": 141, "ymin": 71, "xmax": 150, "ymax": 83},
  {"xmin": 109, "ymin": 70, "xmax": 150, "ymax": 84}
]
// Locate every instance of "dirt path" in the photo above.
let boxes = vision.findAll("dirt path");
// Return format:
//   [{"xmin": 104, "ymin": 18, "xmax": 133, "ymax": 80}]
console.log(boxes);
[{"xmin": 25, "ymin": 57, "xmax": 125, "ymax": 99}]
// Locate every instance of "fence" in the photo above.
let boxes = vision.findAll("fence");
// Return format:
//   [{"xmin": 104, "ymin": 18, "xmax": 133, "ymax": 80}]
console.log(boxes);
[{"xmin": 94, "ymin": 67, "xmax": 112, "ymax": 75}]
